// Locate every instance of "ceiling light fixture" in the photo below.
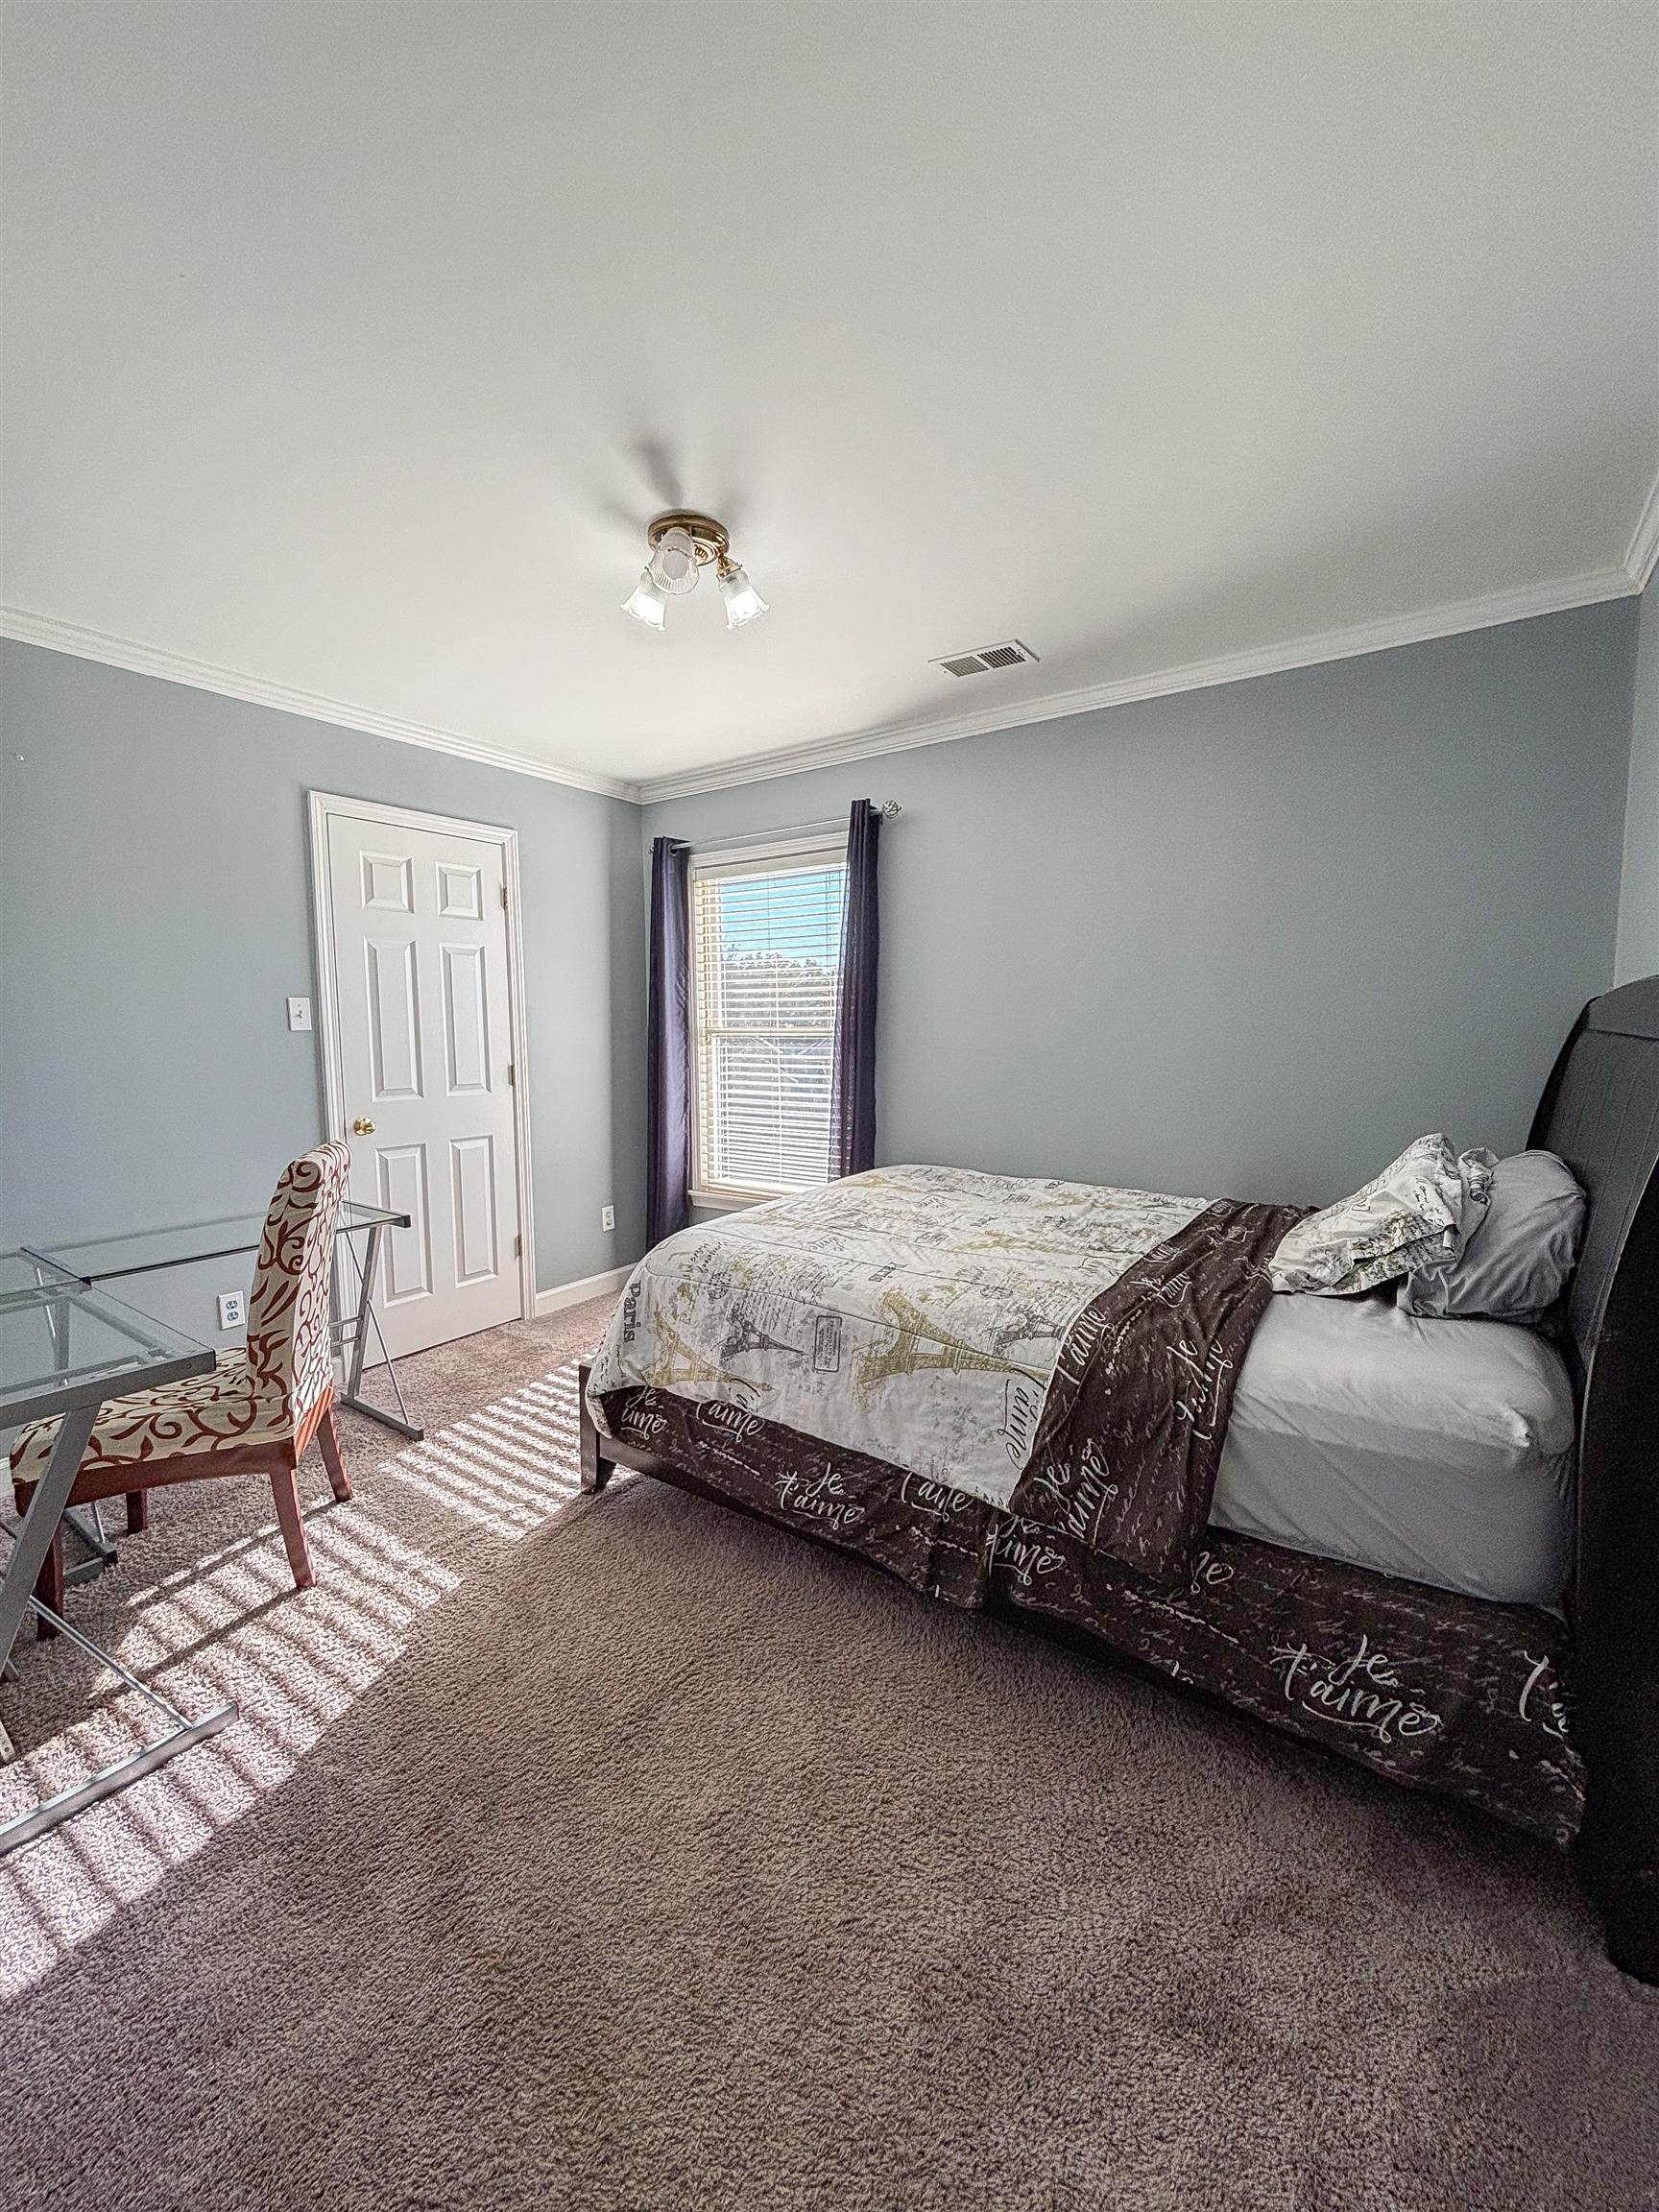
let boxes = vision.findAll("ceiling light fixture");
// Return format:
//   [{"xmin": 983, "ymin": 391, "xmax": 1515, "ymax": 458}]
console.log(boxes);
[
  {"xmin": 620, "ymin": 571, "xmax": 668, "ymax": 629},
  {"xmin": 622, "ymin": 512, "xmax": 768, "ymax": 632}
]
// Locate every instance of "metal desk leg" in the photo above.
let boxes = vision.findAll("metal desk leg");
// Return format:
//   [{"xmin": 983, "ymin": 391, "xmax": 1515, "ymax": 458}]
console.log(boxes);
[
  {"xmin": 341, "ymin": 1224, "xmax": 378, "ymax": 1406},
  {"xmin": 36, "ymin": 1276, "xmax": 117, "ymax": 1584},
  {"xmin": 62, "ymin": 1504, "xmax": 117, "ymax": 1585},
  {"xmin": 0, "ymin": 1596, "xmax": 236, "ymax": 1855},
  {"xmin": 337, "ymin": 1224, "xmax": 423, "ymax": 1441},
  {"xmin": 0, "ymin": 1398, "xmax": 240, "ymax": 1845},
  {"xmin": 0, "ymin": 1402, "xmax": 98, "ymax": 1687}
]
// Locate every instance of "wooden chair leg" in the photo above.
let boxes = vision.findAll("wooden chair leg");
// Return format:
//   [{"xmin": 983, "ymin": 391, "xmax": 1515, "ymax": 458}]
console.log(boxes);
[
  {"xmin": 270, "ymin": 1467, "xmax": 316, "ymax": 1592},
  {"xmin": 33, "ymin": 1527, "xmax": 65, "ymax": 1641},
  {"xmin": 126, "ymin": 1491, "xmax": 149, "ymax": 1535},
  {"xmin": 315, "ymin": 1406, "xmax": 351, "ymax": 1503}
]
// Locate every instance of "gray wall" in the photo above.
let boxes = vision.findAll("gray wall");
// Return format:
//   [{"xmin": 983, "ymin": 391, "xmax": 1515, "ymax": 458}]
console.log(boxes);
[
  {"xmin": 1616, "ymin": 563, "xmax": 1659, "ymax": 984},
  {"xmin": 645, "ymin": 601, "xmax": 1639, "ymax": 1209},
  {"xmin": 3, "ymin": 588, "xmax": 1643, "ymax": 1354},
  {"xmin": 0, "ymin": 641, "xmax": 646, "ymax": 1342}
]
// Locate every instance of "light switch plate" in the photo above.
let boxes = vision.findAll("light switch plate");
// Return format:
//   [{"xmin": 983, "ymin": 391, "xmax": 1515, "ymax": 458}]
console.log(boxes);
[
  {"xmin": 217, "ymin": 1290, "xmax": 247, "ymax": 1331},
  {"xmin": 287, "ymin": 997, "xmax": 313, "ymax": 1032}
]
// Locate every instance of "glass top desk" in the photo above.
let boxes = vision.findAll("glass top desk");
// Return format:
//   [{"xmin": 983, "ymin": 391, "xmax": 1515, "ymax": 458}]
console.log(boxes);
[
  {"xmin": 0, "ymin": 1262, "xmax": 236, "ymax": 1854},
  {"xmin": 24, "ymin": 1198, "xmax": 423, "ymax": 1442}
]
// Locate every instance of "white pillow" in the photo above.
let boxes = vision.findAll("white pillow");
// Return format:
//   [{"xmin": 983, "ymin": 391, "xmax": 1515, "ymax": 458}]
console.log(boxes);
[
  {"xmin": 1269, "ymin": 1135, "xmax": 1495, "ymax": 1298},
  {"xmin": 1398, "ymin": 1149, "xmax": 1586, "ymax": 1324}
]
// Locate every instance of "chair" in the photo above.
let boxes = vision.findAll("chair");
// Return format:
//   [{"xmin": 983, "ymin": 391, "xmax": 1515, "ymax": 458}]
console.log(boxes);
[{"xmin": 12, "ymin": 1141, "xmax": 354, "ymax": 1636}]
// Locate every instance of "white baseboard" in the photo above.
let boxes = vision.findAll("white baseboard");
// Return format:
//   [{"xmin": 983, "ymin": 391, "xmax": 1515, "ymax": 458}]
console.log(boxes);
[{"xmin": 532, "ymin": 1264, "xmax": 632, "ymax": 1319}]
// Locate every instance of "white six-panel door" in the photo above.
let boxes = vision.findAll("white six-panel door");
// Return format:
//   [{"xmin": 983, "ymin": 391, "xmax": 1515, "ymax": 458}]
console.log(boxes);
[{"xmin": 321, "ymin": 805, "xmax": 525, "ymax": 1359}]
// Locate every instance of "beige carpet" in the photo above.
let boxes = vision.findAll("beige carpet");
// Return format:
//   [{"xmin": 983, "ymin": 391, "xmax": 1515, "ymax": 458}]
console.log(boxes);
[
  {"xmin": 3, "ymin": 1304, "xmax": 1657, "ymax": 2211},
  {"xmin": 0, "ymin": 1300, "xmax": 613, "ymax": 1960}
]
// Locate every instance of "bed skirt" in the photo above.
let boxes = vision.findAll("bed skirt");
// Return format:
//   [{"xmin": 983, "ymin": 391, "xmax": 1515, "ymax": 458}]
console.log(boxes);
[{"xmin": 591, "ymin": 1382, "xmax": 1584, "ymax": 1850}]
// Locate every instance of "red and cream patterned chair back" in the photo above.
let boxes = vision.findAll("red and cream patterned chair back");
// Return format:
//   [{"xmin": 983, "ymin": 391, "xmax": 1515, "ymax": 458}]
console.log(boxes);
[
  {"xmin": 12, "ymin": 1137, "xmax": 360, "ymax": 1630},
  {"xmin": 245, "ymin": 1139, "xmax": 351, "ymax": 1453}
]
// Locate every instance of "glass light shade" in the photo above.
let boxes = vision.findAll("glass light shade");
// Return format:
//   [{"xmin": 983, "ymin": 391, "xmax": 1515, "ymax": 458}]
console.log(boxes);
[
  {"xmin": 622, "ymin": 568, "xmax": 668, "ymax": 628},
  {"xmin": 718, "ymin": 564, "xmax": 768, "ymax": 628},
  {"xmin": 648, "ymin": 526, "xmax": 698, "ymax": 593}
]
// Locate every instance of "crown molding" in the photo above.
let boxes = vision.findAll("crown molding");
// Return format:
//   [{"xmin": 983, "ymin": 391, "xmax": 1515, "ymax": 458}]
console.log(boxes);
[
  {"xmin": 636, "ymin": 564, "xmax": 1637, "ymax": 803},
  {"xmin": 0, "ymin": 606, "xmax": 639, "ymax": 801},
  {"xmin": 1624, "ymin": 466, "xmax": 1659, "ymax": 592},
  {"xmin": 4, "ymin": 557, "xmax": 1644, "ymax": 814}
]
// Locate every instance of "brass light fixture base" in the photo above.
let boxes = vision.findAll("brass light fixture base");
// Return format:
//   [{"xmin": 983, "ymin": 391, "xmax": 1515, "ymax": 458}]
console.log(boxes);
[{"xmin": 647, "ymin": 511, "xmax": 733, "ymax": 571}]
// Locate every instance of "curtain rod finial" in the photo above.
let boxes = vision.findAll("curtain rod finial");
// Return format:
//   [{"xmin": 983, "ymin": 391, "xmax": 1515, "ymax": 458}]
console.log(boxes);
[{"xmin": 874, "ymin": 801, "xmax": 902, "ymax": 818}]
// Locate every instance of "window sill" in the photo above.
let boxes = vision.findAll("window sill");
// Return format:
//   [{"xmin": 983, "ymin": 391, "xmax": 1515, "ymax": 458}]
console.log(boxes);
[{"xmin": 689, "ymin": 1185, "xmax": 796, "ymax": 1212}]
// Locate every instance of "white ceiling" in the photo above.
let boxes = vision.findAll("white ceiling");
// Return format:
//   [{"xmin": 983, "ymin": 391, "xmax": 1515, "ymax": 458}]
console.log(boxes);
[{"xmin": 4, "ymin": 2, "xmax": 1656, "ymax": 800}]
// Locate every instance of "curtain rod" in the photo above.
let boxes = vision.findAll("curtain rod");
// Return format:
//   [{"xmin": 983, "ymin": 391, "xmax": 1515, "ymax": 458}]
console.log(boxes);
[{"xmin": 686, "ymin": 802, "xmax": 901, "ymax": 855}]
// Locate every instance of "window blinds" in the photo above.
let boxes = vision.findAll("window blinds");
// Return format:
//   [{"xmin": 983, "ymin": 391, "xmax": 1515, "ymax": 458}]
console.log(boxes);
[{"xmin": 691, "ymin": 847, "xmax": 847, "ymax": 1195}]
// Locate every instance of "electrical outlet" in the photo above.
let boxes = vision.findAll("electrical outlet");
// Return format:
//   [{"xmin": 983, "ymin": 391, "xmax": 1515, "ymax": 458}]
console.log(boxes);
[
  {"xmin": 286, "ymin": 997, "xmax": 312, "ymax": 1032},
  {"xmin": 217, "ymin": 1290, "xmax": 247, "ymax": 1331},
  {"xmin": 601, "ymin": 1205, "xmax": 615, "ymax": 1232}
]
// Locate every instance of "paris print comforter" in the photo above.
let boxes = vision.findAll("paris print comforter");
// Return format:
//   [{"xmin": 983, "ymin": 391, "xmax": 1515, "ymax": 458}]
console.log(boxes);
[{"xmin": 587, "ymin": 1164, "xmax": 1300, "ymax": 1581}]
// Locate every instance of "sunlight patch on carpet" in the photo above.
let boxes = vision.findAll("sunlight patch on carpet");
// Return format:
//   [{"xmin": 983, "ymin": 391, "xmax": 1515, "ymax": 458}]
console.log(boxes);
[{"xmin": 0, "ymin": 1363, "xmax": 588, "ymax": 1997}]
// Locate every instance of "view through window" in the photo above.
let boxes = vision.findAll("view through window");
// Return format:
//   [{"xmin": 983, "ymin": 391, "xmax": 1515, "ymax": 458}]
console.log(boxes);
[{"xmin": 690, "ymin": 841, "xmax": 847, "ymax": 1196}]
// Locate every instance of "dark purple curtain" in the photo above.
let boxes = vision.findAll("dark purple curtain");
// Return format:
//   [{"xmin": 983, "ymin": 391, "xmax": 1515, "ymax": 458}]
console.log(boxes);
[
  {"xmin": 830, "ymin": 800, "xmax": 881, "ymax": 1178},
  {"xmin": 647, "ymin": 838, "xmax": 692, "ymax": 1246}
]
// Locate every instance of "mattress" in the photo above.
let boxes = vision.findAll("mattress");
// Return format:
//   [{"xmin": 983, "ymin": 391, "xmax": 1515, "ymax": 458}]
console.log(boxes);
[{"xmin": 1211, "ymin": 1292, "xmax": 1575, "ymax": 1609}]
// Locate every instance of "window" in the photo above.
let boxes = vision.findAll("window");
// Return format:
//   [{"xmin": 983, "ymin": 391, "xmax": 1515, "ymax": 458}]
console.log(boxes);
[{"xmin": 690, "ymin": 836, "xmax": 847, "ymax": 1200}]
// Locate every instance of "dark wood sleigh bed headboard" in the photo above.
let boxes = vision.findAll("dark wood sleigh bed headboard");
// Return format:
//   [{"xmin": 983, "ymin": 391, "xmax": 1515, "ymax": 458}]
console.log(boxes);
[{"xmin": 1529, "ymin": 974, "xmax": 1659, "ymax": 1976}]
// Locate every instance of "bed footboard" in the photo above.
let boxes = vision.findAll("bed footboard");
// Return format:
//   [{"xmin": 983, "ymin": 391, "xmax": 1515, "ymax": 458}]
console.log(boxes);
[
  {"xmin": 578, "ymin": 1364, "xmax": 687, "ymax": 1497},
  {"xmin": 578, "ymin": 1363, "xmax": 613, "ymax": 1494},
  {"xmin": 579, "ymin": 1362, "xmax": 619, "ymax": 1503}
]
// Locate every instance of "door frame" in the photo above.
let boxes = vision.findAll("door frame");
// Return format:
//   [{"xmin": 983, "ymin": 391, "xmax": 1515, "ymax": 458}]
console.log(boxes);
[{"xmin": 306, "ymin": 789, "xmax": 538, "ymax": 1330}]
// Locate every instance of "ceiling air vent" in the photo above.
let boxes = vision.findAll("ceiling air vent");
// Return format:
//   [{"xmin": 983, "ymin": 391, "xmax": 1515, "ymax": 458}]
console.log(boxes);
[{"xmin": 931, "ymin": 639, "xmax": 1041, "ymax": 679}]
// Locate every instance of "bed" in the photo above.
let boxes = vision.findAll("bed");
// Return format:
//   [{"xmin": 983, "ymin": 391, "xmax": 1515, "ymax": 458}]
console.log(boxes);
[{"xmin": 579, "ymin": 977, "xmax": 1659, "ymax": 1980}]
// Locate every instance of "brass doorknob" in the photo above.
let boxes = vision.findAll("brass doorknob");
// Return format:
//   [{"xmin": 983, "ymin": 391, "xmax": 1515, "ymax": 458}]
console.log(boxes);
[{"xmin": 351, "ymin": 1117, "xmax": 376, "ymax": 1136}]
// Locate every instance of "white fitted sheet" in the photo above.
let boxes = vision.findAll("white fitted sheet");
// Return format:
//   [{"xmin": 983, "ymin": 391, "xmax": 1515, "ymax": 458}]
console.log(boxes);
[{"xmin": 1210, "ymin": 1292, "xmax": 1575, "ymax": 1609}]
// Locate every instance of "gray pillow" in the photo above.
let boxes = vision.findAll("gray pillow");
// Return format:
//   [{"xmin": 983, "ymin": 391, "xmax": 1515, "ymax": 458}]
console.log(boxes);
[
  {"xmin": 1398, "ymin": 1149, "xmax": 1586, "ymax": 1324},
  {"xmin": 1269, "ymin": 1134, "xmax": 1495, "ymax": 1297}
]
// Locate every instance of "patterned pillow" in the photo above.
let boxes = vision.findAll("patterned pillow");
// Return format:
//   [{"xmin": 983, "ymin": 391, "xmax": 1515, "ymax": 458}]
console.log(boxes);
[{"xmin": 1269, "ymin": 1135, "xmax": 1496, "ymax": 1297}]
